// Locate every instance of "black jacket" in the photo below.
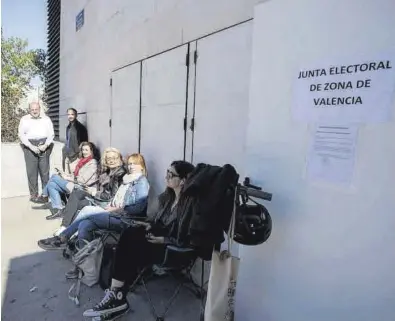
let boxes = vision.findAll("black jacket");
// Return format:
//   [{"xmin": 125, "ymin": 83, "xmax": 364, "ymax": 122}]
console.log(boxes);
[
  {"xmin": 181, "ymin": 163, "xmax": 239, "ymax": 256},
  {"xmin": 94, "ymin": 166, "xmax": 127, "ymax": 202},
  {"xmin": 152, "ymin": 195, "xmax": 195, "ymax": 247},
  {"xmin": 145, "ymin": 164, "xmax": 238, "ymax": 260},
  {"xmin": 63, "ymin": 120, "xmax": 88, "ymax": 163},
  {"xmin": 146, "ymin": 193, "xmax": 208, "ymax": 257}
]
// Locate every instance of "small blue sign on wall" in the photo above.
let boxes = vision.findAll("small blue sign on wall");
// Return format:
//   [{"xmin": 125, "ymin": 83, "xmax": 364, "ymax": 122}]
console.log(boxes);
[{"xmin": 76, "ymin": 9, "xmax": 84, "ymax": 31}]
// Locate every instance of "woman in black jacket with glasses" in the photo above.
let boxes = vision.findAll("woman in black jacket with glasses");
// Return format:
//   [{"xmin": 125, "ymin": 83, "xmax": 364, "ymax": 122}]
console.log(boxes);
[{"xmin": 82, "ymin": 160, "xmax": 195, "ymax": 319}]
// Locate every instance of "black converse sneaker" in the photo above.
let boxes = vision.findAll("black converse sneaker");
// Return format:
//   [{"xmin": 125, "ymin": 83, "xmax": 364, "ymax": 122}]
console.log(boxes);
[{"xmin": 83, "ymin": 288, "xmax": 129, "ymax": 318}]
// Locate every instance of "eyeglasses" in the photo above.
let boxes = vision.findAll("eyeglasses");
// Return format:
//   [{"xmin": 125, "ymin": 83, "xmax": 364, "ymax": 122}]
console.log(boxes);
[
  {"xmin": 106, "ymin": 157, "xmax": 118, "ymax": 161},
  {"xmin": 166, "ymin": 170, "xmax": 179, "ymax": 179}
]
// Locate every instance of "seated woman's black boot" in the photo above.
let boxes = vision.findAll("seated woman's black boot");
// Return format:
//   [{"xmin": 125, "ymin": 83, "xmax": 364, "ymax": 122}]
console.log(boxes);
[{"xmin": 46, "ymin": 208, "xmax": 64, "ymax": 220}]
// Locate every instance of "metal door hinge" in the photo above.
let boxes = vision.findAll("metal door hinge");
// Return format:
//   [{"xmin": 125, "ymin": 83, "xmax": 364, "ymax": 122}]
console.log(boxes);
[
  {"xmin": 193, "ymin": 50, "xmax": 198, "ymax": 64},
  {"xmin": 109, "ymin": 119, "xmax": 112, "ymax": 127},
  {"xmin": 190, "ymin": 118, "xmax": 195, "ymax": 131},
  {"xmin": 185, "ymin": 52, "xmax": 190, "ymax": 67},
  {"xmin": 110, "ymin": 78, "xmax": 113, "ymax": 86},
  {"xmin": 183, "ymin": 117, "xmax": 187, "ymax": 131}
]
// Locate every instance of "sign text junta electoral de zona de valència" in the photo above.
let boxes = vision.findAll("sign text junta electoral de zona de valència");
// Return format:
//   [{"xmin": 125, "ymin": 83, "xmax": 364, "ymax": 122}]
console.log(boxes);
[{"xmin": 292, "ymin": 55, "xmax": 395, "ymax": 123}]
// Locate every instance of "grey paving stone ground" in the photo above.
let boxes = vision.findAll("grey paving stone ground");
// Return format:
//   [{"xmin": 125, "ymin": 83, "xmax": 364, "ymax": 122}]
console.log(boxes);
[{"xmin": 1, "ymin": 196, "xmax": 203, "ymax": 321}]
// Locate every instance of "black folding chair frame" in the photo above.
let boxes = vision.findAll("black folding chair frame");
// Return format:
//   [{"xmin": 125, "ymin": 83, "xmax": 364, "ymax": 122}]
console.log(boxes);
[{"xmin": 129, "ymin": 248, "xmax": 207, "ymax": 321}]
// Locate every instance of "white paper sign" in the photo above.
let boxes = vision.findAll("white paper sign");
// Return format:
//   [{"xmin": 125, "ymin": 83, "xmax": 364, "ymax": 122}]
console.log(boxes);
[
  {"xmin": 307, "ymin": 125, "xmax": 358, "ymax": 185},
  {"xmin": 293, "ymin": 54, "xmax": 395, "ymax": 123}
]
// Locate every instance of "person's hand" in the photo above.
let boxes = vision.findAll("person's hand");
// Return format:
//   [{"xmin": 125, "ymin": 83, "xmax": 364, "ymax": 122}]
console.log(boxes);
[
  {"xmin": 86, "ymin": 187, "xmax": 96, "ymax": 196},
  {"xmin": 54, "ymin": 168, "xmax": 63, "ymax": 177},
  {"xmin": 105, "ymin": 206, "xmax": 120, "ymax": 212},
  {"xmin": 30, "ymin": 145, "xmax": 40, "ymax": 154},
  {"xmin": 63, "ymin": 174, "xmax": 73, "ymax": 181},
  {"xmin": 38, "ymin": 144, "xmax": 47, "ymax": 152},
  {"xmin": 130, "ymin": 221, "xmax": 150, "ymax": 228},
  {"xmin": 146, "ymin": 234, "xmax": 165, "ymax": 244}
]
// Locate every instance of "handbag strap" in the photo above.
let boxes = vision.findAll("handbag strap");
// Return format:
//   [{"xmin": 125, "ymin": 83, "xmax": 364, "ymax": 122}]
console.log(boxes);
[
  {"xmin": 227, "ymin": 189, "xmax": 238, "ymax": 251},
  {"xmin": 68, "ymin": 269, "xmax": 83, "ymax": 306}
]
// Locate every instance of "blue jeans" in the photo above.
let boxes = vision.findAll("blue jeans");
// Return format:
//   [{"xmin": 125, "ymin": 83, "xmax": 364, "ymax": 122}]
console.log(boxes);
[
  {"xmin": 42, "ymin": 174, "xmax": 70, "ymax": 209},
  {"xmin": 61, "ymin": 213, "xmax": 126, "ymax": 248},
  {"xmin": 73, "ymin": 206, "xmax": 107, "ymax": 223}
]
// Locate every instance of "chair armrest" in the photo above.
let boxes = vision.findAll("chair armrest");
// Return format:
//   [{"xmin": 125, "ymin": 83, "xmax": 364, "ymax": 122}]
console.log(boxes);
[
  {"xmin": 166, "ymin": 245, "xmax": 195, "ymax": 253},
  {"xmin": 94, "ymin": 229, "xmax": 121, "ymax": 244},
  {"xmin": 161, "ymin": 245, "xmax": 196, "ymax": 269}
]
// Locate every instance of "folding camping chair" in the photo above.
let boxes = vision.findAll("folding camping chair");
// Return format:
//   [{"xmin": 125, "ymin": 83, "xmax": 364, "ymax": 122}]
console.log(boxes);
[{"xmin": 129, "ymin": 244, "xmax": 207, "ymax": 321}]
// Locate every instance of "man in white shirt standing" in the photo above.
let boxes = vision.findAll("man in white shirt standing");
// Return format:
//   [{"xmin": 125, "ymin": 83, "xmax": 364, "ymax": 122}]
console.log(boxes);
[{"xmin": 18, "ymin": 102, "xmax": 55, "ymax": 202}]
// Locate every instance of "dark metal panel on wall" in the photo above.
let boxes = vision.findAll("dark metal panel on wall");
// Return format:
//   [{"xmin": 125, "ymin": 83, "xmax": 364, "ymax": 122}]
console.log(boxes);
[{"xmin": 47, "ymin": 0, "xmax": 61, "ymax": 139}]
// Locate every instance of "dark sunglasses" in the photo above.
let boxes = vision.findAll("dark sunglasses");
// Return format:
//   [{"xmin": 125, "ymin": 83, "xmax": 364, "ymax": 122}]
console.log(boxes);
[{"xmin": 166, "ymin": 170, "xmax": 179, "ymax": 179}]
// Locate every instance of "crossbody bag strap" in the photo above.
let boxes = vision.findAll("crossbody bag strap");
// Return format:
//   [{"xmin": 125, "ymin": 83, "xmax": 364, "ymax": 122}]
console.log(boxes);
[{"xmin": 226, "ymin": 189, "xmax": 238, "ymax": 253}]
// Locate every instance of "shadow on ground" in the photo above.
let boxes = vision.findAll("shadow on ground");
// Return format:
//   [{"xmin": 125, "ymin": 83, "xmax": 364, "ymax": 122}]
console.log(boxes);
[{"xmin": 1, "ymin": 197, "xmax": 204, "ymax": 321}]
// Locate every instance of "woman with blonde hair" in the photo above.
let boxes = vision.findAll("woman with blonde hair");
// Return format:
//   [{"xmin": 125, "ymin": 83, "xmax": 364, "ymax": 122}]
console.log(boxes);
[
  {"xmin": 48, "ymin": 147, "xmax": 126, "ymax": 224},
  {"xmin": 84, "ymin": 147, "xmax": 126, "ymax": 203}
]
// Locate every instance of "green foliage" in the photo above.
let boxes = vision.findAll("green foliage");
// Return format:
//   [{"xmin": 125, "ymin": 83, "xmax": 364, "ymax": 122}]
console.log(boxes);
[
  {"xmin": 1, "ymin": 30, "xmax": 46, "ymax": 142},
  {"xmin": 32, "ymin": 48, "xmax": 48, "ymax": 105}
]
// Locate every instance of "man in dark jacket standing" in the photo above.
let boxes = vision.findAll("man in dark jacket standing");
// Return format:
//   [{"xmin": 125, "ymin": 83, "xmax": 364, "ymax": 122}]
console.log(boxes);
[{"xmin": 62, "ymin": 108, "xmax": 88, "ymax": 173}]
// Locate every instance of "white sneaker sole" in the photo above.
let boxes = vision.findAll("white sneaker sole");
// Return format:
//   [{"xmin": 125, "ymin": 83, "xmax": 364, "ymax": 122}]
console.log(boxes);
[
  {"xmin": 83, "ymin": 303, "xmax": 128, "ymax": 318},
  {"xmin": 91, "ymin": 309, "xmax": 129, "ymax": 321},
  {"xmin": 37, "ymin": 243, "xmax": 67, "ymax": 251}
]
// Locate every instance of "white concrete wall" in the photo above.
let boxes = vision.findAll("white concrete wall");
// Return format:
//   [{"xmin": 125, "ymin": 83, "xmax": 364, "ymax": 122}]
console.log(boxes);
[
  {"xmin": 1, "ymin": 143, "xmax": 64, "ymax": 198},
  {"xmin": 59, "ymin": 0, "xmax": 265, "ymax": 150},
  {"xmin": 60, "ymin": 0, "xmax": 395, "ymax": 319},
  {"xmin": 236, "ymin": 1, "xmax": 395, "ymax": 321}
]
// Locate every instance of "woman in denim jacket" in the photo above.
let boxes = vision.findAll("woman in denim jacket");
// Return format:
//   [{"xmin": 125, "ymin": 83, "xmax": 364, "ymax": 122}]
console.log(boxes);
[
  {"xmin": 70, "ymin": 153, "xmax": 149, "ymax": 222},
  {"xmin": 38, "ymin": 153, "xmax": 149, "ymax": 257}
]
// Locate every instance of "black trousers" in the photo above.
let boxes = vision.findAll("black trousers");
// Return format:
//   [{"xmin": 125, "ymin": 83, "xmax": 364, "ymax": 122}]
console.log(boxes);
[
  {"xmin": 22, "ymin": 144, "xmax": 53, "ymax": 196},
  {"xmin": 112, "ymin": 226, "xmax": 166, "ymax": 286},
  {"xmin": 61, "ymin": 188, "xmax": 91, "ymax": 226},
  {"xmin": 62, "ymin": 145, "xmax": 78, "ymax": 172}
]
